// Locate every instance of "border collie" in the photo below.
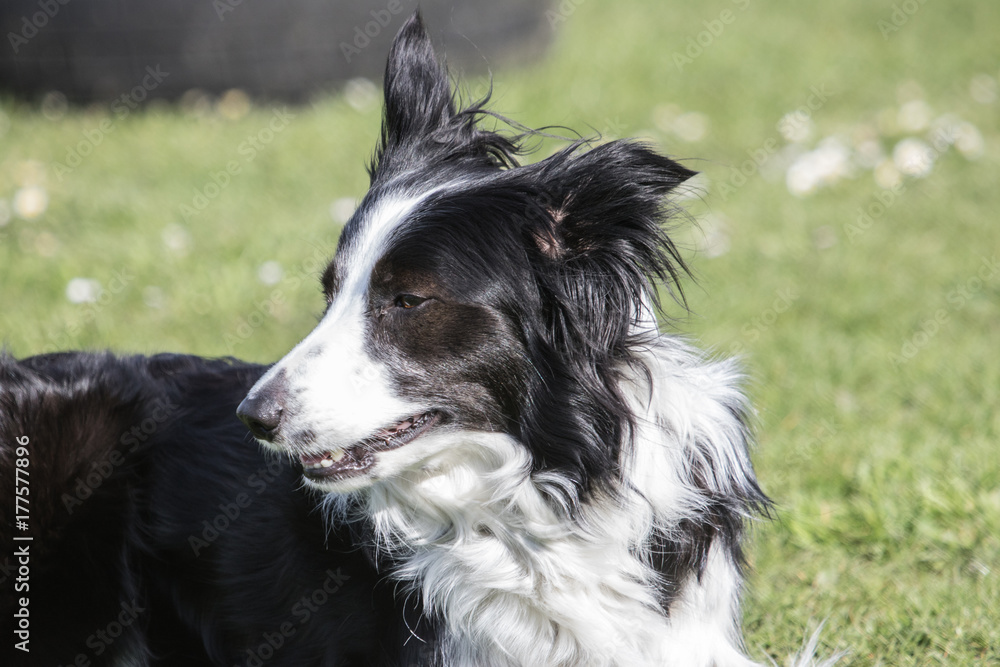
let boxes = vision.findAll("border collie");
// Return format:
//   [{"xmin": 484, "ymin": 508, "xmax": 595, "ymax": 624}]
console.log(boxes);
[{"xmin": 2, "ymin": 12, "xmax": 829, "ymax": 667}]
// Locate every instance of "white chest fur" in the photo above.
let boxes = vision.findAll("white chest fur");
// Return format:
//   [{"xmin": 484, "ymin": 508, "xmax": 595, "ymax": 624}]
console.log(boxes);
[{"xmin": 333, "ymin": 340, "xmax": 761, "ymax": 667}]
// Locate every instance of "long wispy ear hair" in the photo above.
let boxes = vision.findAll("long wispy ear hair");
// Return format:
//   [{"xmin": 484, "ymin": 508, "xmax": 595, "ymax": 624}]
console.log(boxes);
[
  {"xmin": 511, "ymin": 141, "xmax": 697, "ymax": 503},
  {"xmin": 370, "ymin": 11, "xmax": 521, "ymax": 181}
]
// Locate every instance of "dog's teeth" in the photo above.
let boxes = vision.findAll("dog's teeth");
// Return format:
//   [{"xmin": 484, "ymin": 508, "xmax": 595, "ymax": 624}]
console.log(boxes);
[{"xmin": 305, "ymin": 450, "xmax": 346, "ymax": 470}]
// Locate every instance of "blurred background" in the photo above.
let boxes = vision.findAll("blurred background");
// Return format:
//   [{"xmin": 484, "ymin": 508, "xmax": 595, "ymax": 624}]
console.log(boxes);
[{"xmin": 1, "ymin": 1, "xmax": 998, "ymax": 663}]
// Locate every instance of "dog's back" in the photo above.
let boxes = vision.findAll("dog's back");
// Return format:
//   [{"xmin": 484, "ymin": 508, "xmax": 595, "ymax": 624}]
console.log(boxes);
[{"xmin": 1, "ymin": 353, "xmax": 423, "ymax": 666}]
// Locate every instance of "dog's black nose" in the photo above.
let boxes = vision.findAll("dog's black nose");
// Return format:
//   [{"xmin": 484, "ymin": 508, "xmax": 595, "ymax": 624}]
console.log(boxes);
[{"xmin": 237, "ymin": 378, "xmax": 286, "ymax": 441}]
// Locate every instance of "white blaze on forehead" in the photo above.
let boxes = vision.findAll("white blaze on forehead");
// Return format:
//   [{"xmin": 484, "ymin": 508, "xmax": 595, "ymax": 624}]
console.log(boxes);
[
  {"xmin": 247, "ymin": 192, "xmax": 433, "ymax": 449},
  {"xmin": 332, "ymin": 193, "xmax": 427, "ymax": 318}
]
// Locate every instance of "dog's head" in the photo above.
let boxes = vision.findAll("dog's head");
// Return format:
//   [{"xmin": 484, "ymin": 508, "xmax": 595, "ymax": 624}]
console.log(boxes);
[{"xmin": 237, "ymin": 12, "xmax": 694, "ymax": 498}]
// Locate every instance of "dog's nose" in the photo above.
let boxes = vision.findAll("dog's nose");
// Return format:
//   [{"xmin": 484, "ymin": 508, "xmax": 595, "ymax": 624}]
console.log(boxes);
[
  {"xmin": 237, "ymin": 394, "xmax": 283, "ymax": 440},
  {"xmin": 237, "ymin": 376, "xmax": 287, "ymax": 441}
]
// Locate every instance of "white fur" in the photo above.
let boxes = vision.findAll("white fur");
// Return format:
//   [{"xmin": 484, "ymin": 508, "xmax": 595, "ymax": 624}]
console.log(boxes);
[{"xmin": 324, "ymin": 336, "xmax": 769, "ymax": 666}]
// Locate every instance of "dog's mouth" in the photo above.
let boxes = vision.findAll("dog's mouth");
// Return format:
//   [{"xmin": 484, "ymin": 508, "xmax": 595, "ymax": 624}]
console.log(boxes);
[{"xmin": 299, "ymin": 411, "xmax": 443, "ymax": 481}]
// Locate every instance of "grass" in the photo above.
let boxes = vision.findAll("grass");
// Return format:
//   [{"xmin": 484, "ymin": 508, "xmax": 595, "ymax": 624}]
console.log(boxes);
[{"xmin": 2, "ymin": 0, "xmax": 999, "ymax": 663}]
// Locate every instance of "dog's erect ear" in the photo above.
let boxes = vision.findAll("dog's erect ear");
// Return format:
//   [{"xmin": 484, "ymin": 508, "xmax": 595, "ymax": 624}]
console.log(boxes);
[
  {"xmin": 526, "ymin": 140, "xmax": 696, "ymax": 344},
  {"xmin": 383, "ymin": 11, "xmax": 453, "ymax": 139},
  {"xmin": 513, "ymin": 140, "xmax": 696, "ymax": 501},
  {"xmin": 371, "ymin": 12, "xmax": 454, "ymax": 176}
]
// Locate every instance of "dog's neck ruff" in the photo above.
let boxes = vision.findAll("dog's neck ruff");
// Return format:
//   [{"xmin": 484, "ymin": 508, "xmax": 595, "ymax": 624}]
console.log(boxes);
[{"xmin": 326, "ymin": 338, "xmax": 761, "ymax": 667}]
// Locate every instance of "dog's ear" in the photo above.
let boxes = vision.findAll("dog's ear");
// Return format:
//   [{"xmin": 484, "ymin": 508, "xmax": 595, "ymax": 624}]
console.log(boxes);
[
  {"xmin": 513, "ymin": 140, "xmax": 695, "ymax": 500},
  {"xmin": 527, "ymin": 140, "xmax": 696, "ymax": 346},
  {"xmin": 371, "ymin": 12, "xmax": 454, "ymax": 176},
  {"xmin": 371, "ymin": 12, "xmax": 520, "ymax": 179}
]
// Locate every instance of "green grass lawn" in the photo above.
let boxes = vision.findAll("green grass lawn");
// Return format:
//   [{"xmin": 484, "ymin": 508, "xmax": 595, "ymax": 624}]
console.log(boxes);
[{"xmin": 2, "ymin": 0, "xmax": 998, "ymax": 663}]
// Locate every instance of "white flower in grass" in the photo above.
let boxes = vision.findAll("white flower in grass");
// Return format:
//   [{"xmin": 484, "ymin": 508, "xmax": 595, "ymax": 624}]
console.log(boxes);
[
  {"xmin": 652, "ymin": 103, "xmax": 681, "ymax": 134},
  {"xmin": 778, "ymin": 111, "xmax": 814, "ymax": 144},
  {"xmin": 66, "ymin": 278, "xmax": 101, "ymax": 304},
  {"xmin": 786, "ymin": 158, "xmax": 821, "ymax": 197},
  {"xmin": 672, "ymin": 112, "xmax": 709, "ymax": 143},
  {"xmin": 785, "ymin": 138, "xmax": 852, "ymax": 197},
  {"xmin": 217, "ymin": 89, "xmax": 251, "ymax": 121},
  {"xmin": 257, "ymin": 261, "xmax": 284, "ymax": 286},
  {"xmin": 893, "ymin": 138, "xmax": 934, "ymax": 177},
  {"xmin": 953, "ymin": 122, "xmax": 985, "ymax": 160},
  {"xmin": 13, "ymin": 186, "xmax": 48, "ymax": 220},
  {"xmin": 143, "ymin": 286, "xmax": 166, "ymax": 309},
  {"xmin": 162, "ymin": 224, "xmax": 192, "ymax": 255},
  {"xmin": 41, "ymin": 91, "xmax": 68, "ymax": 121}
]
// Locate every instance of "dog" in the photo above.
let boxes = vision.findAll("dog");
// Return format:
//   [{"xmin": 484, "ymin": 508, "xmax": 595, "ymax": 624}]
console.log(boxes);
[{"xmin": 1, "ymin": 12, "xmax": 825, "ymax": 667}]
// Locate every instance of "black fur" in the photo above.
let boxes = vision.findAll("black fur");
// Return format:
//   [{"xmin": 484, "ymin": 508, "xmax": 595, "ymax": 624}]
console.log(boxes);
[{"xmin": 0, "ymin": 353, "xmax": 428, "ymax": 666}]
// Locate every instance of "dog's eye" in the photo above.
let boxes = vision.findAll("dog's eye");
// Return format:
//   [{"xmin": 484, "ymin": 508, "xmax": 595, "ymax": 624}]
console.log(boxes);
[{"xmin": 394, "ymin": 294, "xmax": 427, "ymax": 309}]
